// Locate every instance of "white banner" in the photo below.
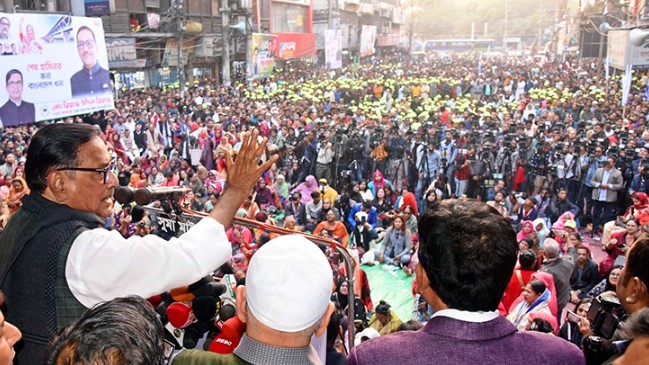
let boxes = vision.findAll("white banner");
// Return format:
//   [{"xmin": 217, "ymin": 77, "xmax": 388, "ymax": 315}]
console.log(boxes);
[
  {"xmin": 0, "ymin": 13, "xmax": 114, "ymax": 127},
  {"xmin": 324, "ymin": 29, "xmax": 342, "ymax": 69},
  {"xmin": 359, "ymin": 25, "xmax": 376, "ymax": 58}
]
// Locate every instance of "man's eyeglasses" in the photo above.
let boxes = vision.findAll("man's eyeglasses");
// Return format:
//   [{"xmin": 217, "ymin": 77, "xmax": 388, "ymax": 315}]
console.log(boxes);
[
  {"xmin": 7, "ymin": 80, "xmax": 22, "ymax": 87},
  {"xmin": 77, "ymin": 40, "xmax": 95, "ymax": 50},
  {"xmin": 56, "ymin": 158, "xmax": 117, "ymax": 184}
]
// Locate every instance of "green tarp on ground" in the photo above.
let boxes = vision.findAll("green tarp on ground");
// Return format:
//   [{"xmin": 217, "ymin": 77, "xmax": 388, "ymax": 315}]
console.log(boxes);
[{"xmin": 363, "ymin": 264, "xmax": 415, "ymax": 322}]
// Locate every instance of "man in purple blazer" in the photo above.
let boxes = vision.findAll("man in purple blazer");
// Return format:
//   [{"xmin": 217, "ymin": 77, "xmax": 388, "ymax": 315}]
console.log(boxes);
[{"xmin": 348, "ymin": 199, "xmax": 585, "ymax": 365}]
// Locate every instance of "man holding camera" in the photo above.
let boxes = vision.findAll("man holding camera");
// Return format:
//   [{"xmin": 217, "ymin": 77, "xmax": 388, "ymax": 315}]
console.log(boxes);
[{"xmin": 580, "ymin": 236, "xmax": 649, "ymax": 364}]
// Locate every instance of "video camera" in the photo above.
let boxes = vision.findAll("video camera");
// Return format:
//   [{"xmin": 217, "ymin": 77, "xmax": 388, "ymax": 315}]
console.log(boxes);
[{"xmin": 586, "ymin": 293, "xmax": 624, "ymax": 339}]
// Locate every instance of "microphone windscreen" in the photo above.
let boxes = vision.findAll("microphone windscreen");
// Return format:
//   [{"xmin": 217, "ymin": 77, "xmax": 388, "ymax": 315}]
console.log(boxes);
[
  {"xmin": 114, "ymin": 186, "xmax": 134, "ymax": 205},
  {"xmin": 130, "ymin": 205, "xmax": 145, "ymax": 223},
  {"xmin": 148, "ymin": 294, "xmax": 163, "ymax": 308},
  {"xmin": 219, "ymin": 304, "xmax": 236, "ymax": 323},
  {"xmin": 170, "ymin": 286, "xmax": 195, "ymax": 302},
  {"xmin": 208, "ymin": 317, "xmax": 245, "ymax": 354},
  {"xmin": 134, "ymin": 188, "xmax": 154, "ymax": 205},
  {"xmin": 192, "ymin": 296, "xmax": 217, "ymax": 322},
  {"xmin": 167, "ymin": 301, "xmax": 196, "ymax": 329}
]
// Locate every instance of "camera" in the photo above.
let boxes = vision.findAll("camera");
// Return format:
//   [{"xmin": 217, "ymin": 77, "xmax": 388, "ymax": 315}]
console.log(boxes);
[{"xmin": 586, "ymin": 293, "xmax": 624, "ymax": 339}]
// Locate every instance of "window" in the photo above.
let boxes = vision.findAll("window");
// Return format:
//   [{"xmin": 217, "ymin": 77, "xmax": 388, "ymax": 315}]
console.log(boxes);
[
  {"xmin": 188, "ymin": 0, "xmax": 201, "ymax": 14},
  {"xmin": 271, "ymin": 3, "xmax": 306, "ymax": 33},
  {"xmin": 212, "ymin": 0, "xmax": 219, "ymax": 16}
]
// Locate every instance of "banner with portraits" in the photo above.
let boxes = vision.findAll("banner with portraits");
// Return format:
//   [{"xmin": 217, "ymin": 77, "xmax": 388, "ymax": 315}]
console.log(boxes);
[
  {"xmin": 324, "ymin": 29, "xmax": 342, "ymax": 69},
  {"xmin": 252, "ymin": 33, "xmax": 277, "ymax": 79},
  {"xmin": 0, "ymin": 13, "xmax": 114, "ymax": 127}
]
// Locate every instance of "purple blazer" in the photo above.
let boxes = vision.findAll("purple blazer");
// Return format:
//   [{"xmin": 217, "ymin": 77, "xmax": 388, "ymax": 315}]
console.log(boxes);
[{"xmin": 347, "ymin": 315, "xmax": 585, "ymax": 365}]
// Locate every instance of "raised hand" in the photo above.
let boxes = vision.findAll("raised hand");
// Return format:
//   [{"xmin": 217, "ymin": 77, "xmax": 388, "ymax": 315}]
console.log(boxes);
[{"xmin": 209, "ymin": 129, "xmax": 278, "ymax": 228}]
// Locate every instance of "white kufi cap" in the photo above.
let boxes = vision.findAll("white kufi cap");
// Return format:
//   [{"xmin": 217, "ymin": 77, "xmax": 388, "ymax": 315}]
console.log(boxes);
[{"xmin": 246, "ymin": 234, "xmax": 333, "ymax": 332}]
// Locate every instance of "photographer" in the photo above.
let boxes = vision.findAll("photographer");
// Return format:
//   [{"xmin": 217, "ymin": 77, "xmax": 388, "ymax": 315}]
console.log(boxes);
[
  {"xmin": 630, "ymin": 159, "xmax": 649, "ymax": 196},
  {"xmin": 385, "ymin": 126, "xmax": 407, "ymax": 191},
  {"xmin": 495, "ymin": 138, "xmax": 520, "ymax": 189},
  {"xmin": 581, "ymin": 236, "xmax": 649, "ymax": 364},
  {"xmin": 466, "ymin": 147, "xmax": 486, "ymax": 199}
]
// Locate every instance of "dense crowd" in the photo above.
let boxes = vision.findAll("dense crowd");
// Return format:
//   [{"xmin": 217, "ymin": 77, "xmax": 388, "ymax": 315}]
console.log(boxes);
[{"xmin": 2, "ymin": 51, "xmax": 649, "ymax": 363}]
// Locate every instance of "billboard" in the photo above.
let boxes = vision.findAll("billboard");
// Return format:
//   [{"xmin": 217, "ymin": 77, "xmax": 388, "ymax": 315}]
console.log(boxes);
[
  {"xmin": 252, "ymin": 33, "xmax": 277, "ymax": 79},
  {"xmin": 324, "ymin": 29, "xmax": 342, "ymax": 69},
  {"xmin": 607, "ymin": 29, "xmax": 649, "ymax": 70},
  {"xmin": 106, "ymin": 38, "xmax": 137, "ymax": 68},
  {"xmin": 84, "ymin": 0, "xmax": 116, "ymax": 17},
  {"xmin": 275, "ymin": 33, "xmax": 316, "ymax": 59},
  {"xmin": 359, "ymin": 25, "xmax": 377, "ymax": 58},
  {"xmin": 608, "ymin": 29, "xmax": 628, "ymax": 70},
  {"xmin": 0, "ymin": 13, "xmax": 114, "ymax": 127}
]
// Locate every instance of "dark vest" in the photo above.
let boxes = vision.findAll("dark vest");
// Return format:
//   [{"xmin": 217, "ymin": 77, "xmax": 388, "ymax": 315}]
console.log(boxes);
[{"xmin": 0, "ymin": 193, "xmax": 104, "ymax": 363}]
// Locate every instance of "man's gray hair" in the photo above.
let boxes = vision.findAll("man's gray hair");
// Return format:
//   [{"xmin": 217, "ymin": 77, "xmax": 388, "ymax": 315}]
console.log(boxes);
[{"xmin": 543, "ymin": 238, "xmax": 560, "ymax": 259}]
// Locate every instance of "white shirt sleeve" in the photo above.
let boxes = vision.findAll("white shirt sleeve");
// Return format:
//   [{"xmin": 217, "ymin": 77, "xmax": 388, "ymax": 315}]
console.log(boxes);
[{"xmin": 66, "ymin": 217, "xmax": 231, "ymax": 308}]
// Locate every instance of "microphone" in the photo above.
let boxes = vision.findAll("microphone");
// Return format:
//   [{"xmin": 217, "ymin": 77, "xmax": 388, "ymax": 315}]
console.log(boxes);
[
  {"xmin": 192, "ymin": 296, "xmax": 218, "ymax": 322},
  {"xmin": 134, "ymin": 186, "xmax": 191, "ymax": 205},
  {"xmin": 167, "ymin": 301, "xmax": 197, "ymax": 329},
  {"xmin": 208, "ymin": 317, "xmax": 246, "ymax": 354},
  {"xmin": 114, "ymin": 186, "xmax": 134, "ymax": 205}
]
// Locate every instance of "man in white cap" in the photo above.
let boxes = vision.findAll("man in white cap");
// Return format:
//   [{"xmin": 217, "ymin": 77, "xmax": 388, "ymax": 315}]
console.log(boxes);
[{"xmin": 173, "ymin": 234, "xmax": 335, "ymax": 364}]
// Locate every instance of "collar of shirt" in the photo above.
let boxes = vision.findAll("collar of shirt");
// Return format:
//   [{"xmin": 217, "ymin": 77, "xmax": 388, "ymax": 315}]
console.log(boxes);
[
  {"xmin": 82, "ymin": 62, "xmax": 102, "ymax": 76},
  {"xmin": 9, "ymin": 99, "xmax": 22, "ymax": 107},
  {"xmin": 430, "ymin": 308, "xmax": 499, "ymax": 323},
  {"xmin": 234, "ymin": 334, "xmax": 321, "ymax": 365}
]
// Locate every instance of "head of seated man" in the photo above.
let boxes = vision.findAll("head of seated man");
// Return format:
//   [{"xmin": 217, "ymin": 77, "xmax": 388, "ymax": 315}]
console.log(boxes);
[{"xmin": 46, "ymin": 296, "xmax": 166, "ymax": 365}]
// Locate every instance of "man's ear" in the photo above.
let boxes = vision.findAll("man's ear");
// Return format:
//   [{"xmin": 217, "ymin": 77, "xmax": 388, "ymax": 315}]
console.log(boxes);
[
  {"xmin": 235, "ymin": 285, "xmax": 248, "ymax": 323},
  {"xmin": 314, "ymin": 301, "xmax": 335, "ymax": 338},
  {"xmin": 415, "ymin": 262, "xmax": 429, "ymax": 294},
  {"xmin": 46, "ymin": 171, "xmax": 69, "ymax": 202}
]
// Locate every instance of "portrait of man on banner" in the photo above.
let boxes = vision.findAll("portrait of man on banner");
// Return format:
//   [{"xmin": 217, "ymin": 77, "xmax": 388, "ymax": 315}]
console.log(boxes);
[
  {"xmin": 0, "ymin": 69, "xmax": 35, "ymax": 127},
  {"xmin": 70, "ymin": 26, "xmax": 111, "ymax": 98}
]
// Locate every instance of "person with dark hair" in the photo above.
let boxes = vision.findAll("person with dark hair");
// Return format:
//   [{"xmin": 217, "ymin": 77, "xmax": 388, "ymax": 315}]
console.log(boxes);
[
  {"xmin": 580, "ymin": 237, "xmax": 649, "ymax": 363},
  {"xmin": 348, "ymin": 199, "xmax": 584, "ymax": 365},
  {"xmin": 558, "ymin": 298, "xmax": 592, "ymax": 348},
  {"xmin": 325, "ymin": 305, "xmax": 347, "ymax": 365},
  {"xmin": 347, "ymin": 201, "xmax": 377, "ymax": 230},
  {"xmin": 70, "ymin": 26, "xmax": 111, "ymax": 97},
  {"xmin": 569, "ymin": 245, "xmax": 599, "ymax": 303},
  {"xmin": 587, "ymin": 265, "xmax": 623, "ymax": 298},
  {"xmin": 0, "ymin": 69, "xmax": 35, "ymax": 127},
  {"xmin": 503, "ymin": 249, "xmax": 537, "ymax": 311},
  {"xmin": 368, "ymin": 300, "xmax": 401, "ymax": 336},
  {"xmin": 0, "ymin": 125, "xmax": 276, "ymax": 364},
  {"xmin": 46, "ymin": 296, "xmax": 166, "ymax": 365},
  {"xmin": 507, "ymin": 280, "xmax": 552, "ymax": 331},
  {"xmin": 546, "ymin": 187, "xmax": 579, "ymax": 225}
]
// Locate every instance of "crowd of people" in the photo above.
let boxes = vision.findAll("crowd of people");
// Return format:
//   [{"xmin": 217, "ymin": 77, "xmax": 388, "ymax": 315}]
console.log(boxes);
[{"xmin": 1, "ymin": 50, "xmax": 649, "ymax": 364}]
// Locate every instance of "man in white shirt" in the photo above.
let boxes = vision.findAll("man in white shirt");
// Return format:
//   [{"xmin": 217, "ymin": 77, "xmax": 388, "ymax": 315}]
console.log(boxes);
[{"xmin": 0, "ymin": 124, "xmax": 276, "ymax": 364}]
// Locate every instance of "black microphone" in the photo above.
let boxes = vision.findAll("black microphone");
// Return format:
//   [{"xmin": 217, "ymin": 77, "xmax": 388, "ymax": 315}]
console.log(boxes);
[
  {"xmin": 192, "ymin": 296, "xmax": 218, "ymax": 322},
  {"xmin": 114, "ymin": 186, "xmax": 135, "ymax": 205},
  {"xmin": 133, "ymin": 186, "xmax": 191, "ymax": 205}
]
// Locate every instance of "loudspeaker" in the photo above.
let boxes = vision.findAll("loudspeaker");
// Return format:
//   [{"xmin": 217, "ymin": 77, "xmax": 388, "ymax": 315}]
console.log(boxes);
[{"xmin": 630, "ymin": 28, "xmax": 649, "ymax": 47}]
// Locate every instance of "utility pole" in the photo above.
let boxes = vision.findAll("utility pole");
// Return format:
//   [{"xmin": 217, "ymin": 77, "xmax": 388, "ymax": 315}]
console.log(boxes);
[
  {"xmin": 174, "ymin": 0, "xmax": 185, "ymax": 92},
  {"xmin": 243, "ymin": 0, "xmax": 253, "ymax": 88},
  {"xmin": 222, "ymin": 0, "xmax": 231, "ymax": 86},
  {"xmin": 504, "ymin": 0, "xmax": 509, "ymax": 50}
]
